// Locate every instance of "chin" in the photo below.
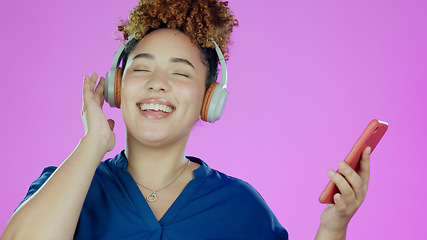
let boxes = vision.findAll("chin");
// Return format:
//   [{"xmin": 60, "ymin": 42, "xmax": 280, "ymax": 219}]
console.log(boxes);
[{"xmin": 126, "ymin": 126, "xmax": 193, "ymax": 149}]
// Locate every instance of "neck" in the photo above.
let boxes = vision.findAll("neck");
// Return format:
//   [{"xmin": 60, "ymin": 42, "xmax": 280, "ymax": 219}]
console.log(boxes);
[{"xmin": 124, "ymin": 132, "xmax": 190, "ymax": 190}]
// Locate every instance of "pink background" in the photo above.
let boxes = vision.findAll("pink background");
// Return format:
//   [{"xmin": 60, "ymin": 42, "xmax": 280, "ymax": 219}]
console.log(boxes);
[{"xmin": 1, "ymin": 0, "xmax": 426, "ymax": 239}]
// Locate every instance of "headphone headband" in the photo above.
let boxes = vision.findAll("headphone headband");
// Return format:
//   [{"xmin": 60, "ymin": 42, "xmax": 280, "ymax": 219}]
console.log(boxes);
[
  {"xmin": 204, "ymin": 41, "xmax": 229, "ymax": 123},
  {"xmin": 212, "ymin": 41, "xmax": 227, "ymax": 88}
]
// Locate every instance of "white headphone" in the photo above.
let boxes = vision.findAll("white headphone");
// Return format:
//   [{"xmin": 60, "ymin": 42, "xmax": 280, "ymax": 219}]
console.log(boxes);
[{"xmin": 104, "ymin": 34, "xmax": 229, "ymax": 123}]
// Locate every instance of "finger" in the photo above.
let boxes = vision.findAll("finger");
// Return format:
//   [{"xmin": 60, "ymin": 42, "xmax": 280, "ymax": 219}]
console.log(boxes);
[
  {"xmin": 358, "ymin": 147, "xmax": 371, "ymax": 184},
  {"xmin": 337, "ymin": 161, "xmax": 365, "ymax": 202},
  {"xmin": 334, "ymin": 193, "xmax": 349, "ymax": 216},
  {"xmin": 328, "ymin": 169, "xmax": 355, "ymax": 201},
  {"xmin": 82, "ymin": 75, "xmax": 92, "ymax": 102},
  {"xmin": 88, "ymin": 72, "xmax": 97, "ymax": 90},
  {"xmin": 83, "ymin": 75, "xmax": 90, "ymax": 91},
  {"xmin": 333, "ymin": 193, "xmax": 346, "ymax": 212},
  {"xmin": 94, "ymin": 77, "xmax": 106, "ymax": 106},
  {"xmin": 337, "ymin": 161, "xmax": 362, "ymax": 191},
  {"xmin": 94, "ymin": 77, "xmax": 105, "ymax": 96}
]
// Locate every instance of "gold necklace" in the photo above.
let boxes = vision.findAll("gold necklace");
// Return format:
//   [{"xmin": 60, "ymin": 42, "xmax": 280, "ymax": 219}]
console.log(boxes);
[{"xmin": 134, "ymin": 160, "xmax": 190, "ymax": 203}]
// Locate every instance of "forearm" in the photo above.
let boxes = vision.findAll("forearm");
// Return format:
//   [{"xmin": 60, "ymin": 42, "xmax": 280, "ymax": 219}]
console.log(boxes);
[{"xmin": 1, "ymin": 135, "xmax": 108, "ymax": 240}]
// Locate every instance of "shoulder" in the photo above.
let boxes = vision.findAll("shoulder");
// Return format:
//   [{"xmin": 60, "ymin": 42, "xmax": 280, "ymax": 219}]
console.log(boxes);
[
  {"xmin": 190, "ymin": 156, "xmax": 273, "ymax": 213},
  {"xmin": 17, "ymin": 152, "xmax": 125, "ymax": 209},
  {"xmin": 16, "ymin": 166, "xmax": 57, "ymax": 210},
  {"xmin": 28, "ymin": 166, "xmax": 57, "ymax": 190},
  {"xmin": 207, "ymin": 168, "xmax": 271, "ymax": 209},
  {"xmin": 91, "ymin": 151, "xmax": 128, "ymax": 182},
  {"xmin": 191, "ymin": 157, "xmax": 261, "ymax": 196},
  {"xmin": 185, "ymin": 157, "xmax": 288, "ymax": 239}
]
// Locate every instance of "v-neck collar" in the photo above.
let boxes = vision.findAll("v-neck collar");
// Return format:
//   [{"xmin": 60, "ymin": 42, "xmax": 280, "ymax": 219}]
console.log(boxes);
[{"xmin": 110, "ymin": 151, "xmax": 211, "ymax": 229}]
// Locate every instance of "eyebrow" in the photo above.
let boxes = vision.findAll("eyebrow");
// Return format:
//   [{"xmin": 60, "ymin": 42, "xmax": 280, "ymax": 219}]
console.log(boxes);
[
  {"xmin": 170, "ymin": 57, "xmax": 195, "ymax": 69},
  {"xmin": 133, "ymin": 53, "xmax": 154, "ymax": 60},
  {"xmin": 132, "ymin": 53, "xmax": 195, "ymax": 69}
]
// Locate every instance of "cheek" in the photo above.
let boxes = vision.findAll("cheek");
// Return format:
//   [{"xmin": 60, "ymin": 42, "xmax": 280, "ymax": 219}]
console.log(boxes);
[
  {"xmin": 177, "ymin": 82, "xmax": 205, "ymax": 110},
  {"xmin": 120, "ymin": 78, "xmax": 141, "ymax": 113},
  {"xmin": 121, "ymin": 77, "xmax": 140, "ymax": 99}
]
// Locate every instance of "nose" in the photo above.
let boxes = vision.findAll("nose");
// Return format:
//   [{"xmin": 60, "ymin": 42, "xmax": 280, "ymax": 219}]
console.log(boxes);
[{"xmin": 145, "ymin": 71, "xmax": 170, "ymax": 92}]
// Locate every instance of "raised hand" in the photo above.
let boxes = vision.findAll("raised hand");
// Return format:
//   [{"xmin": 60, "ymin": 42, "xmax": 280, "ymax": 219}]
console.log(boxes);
[
  {"xmin": 81, "ymin": 72, "xmax": 116, "ymax": 152},
  {"xmin": 315, "ymin": 146, "xmax": 371, "ymax": 240}
]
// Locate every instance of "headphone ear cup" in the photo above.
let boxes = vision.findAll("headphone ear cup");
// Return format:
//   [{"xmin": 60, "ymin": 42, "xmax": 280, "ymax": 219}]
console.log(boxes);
[
  {"xmin": 104, "ymin": 67, "xmax": 123, "ymax": 108},
  {"xmin": 201, "ymin": 82, "xmax": 218, "ymax": 122},
  {"xmin": 201, "ymin": 82, "xmax": 229, "ymax": 123},
  {"xmin": 114, "ymin": 68, "xmax": 123, "ymax": 108}
]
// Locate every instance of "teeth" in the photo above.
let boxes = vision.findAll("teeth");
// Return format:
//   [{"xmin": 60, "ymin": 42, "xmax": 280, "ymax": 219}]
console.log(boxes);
[{"xmin": 139, "ymin": 103, "xmax": 173, "ymax": 113}]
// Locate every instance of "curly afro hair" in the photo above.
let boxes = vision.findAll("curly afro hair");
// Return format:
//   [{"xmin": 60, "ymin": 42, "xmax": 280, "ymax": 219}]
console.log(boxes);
[
  {"xmin": 118, "ymin": 0, "xmax": 238, "ymax": 60},
  {"xmin": 116, "ymin": 0, "xmax": 238, "ymax": 91}
]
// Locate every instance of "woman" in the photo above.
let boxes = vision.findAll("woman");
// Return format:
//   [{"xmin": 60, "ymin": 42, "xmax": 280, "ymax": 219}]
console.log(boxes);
[{"xmin": 1, "ymin": 0, "xmax": 370, "ymax": 239}]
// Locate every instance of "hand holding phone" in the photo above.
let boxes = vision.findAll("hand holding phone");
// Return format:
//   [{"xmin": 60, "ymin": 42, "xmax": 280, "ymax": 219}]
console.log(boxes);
[{"xmin": 319, "ymin": 119, "xmax": 388, "ymax": 204}]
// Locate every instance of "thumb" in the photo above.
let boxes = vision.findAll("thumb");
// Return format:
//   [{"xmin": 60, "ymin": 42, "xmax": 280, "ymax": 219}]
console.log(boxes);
[{"xmin": 107, "ymin": 119, "xmax": 115, "ymax": 131}]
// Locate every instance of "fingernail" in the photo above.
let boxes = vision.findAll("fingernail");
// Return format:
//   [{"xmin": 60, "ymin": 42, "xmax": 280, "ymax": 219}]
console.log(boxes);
[
  {"xmin": 327, "ymin": 169, "xmax": 335, "ymax": 177},
  {"xmin": 368, "ymin": 147, "xmax": 371, "ymax": 154},
  {"xmin": 338, "ymin": 161, "xmax": 346, "ymax": 169}
]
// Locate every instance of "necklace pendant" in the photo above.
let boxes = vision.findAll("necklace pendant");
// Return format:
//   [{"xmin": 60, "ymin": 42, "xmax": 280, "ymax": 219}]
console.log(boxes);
[{"xmin": 147, "ymin": 191, "xmax": 157, "ymax": 202}]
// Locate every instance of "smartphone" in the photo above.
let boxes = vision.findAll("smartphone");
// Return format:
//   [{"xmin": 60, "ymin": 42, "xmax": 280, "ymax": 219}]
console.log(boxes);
[{"xmin": 319, "ymin": 119, "xmax": 389, "ymax": 204}]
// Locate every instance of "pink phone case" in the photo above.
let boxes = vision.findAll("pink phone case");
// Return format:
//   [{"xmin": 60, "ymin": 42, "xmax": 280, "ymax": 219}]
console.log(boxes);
[{"xmin": 319, "ymin": 119, "xmax": 388, "ymax": 204}]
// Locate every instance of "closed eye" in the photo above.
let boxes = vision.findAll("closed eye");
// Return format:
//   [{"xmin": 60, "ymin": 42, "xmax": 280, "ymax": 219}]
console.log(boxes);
[
  {"xmin": 173, "ymin": 73, "xmax": 190, "ymax": 78},
  {"xmin": 134, "ymin": 69, "xmax": 151, "ymax": 72}
]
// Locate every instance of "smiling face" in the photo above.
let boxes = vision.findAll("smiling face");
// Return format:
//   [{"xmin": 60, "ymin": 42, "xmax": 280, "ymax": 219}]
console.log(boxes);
[{"xmin": 120, "ymin": 29, "xmax": 207, "ymax": 148}]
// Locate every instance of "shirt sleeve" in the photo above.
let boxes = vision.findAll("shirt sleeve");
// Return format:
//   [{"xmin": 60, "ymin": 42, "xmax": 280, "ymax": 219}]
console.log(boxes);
[
  {"xmin": 15, "ymin": 166, "xmax": 57, "ymax": 211},
  {"xmin": 273, "ymin": 230, "xmax": 290, "ymax": 240}
]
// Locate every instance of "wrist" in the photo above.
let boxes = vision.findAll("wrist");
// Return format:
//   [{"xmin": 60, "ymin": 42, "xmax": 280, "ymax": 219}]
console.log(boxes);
[
  {"xmin": 80, "ymin": 134, "xmax": 111, "ymax": 154},
  {"xmin": 315, "ymin": 224, "xmax": 347, "ymax": 240}
]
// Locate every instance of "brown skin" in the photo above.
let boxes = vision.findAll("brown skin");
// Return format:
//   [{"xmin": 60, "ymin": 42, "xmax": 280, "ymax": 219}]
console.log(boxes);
[
  {"xmin": 1, "ymin": 73, "xmax": 115, "ymax": 240},
  {"xmin": 1, "ymin": 28, "xmax": 208, "ymax": 238},
  {"xmin": 315, "ymin": 147, "xmax": 371, "ymax": 239},
  {"xmin": 121, "ymin": 28, "xmax": 207, "ymax": 220},
  {"xmin": 1, "ymin": 28, "xmax": 370, "ymax": 240}
]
